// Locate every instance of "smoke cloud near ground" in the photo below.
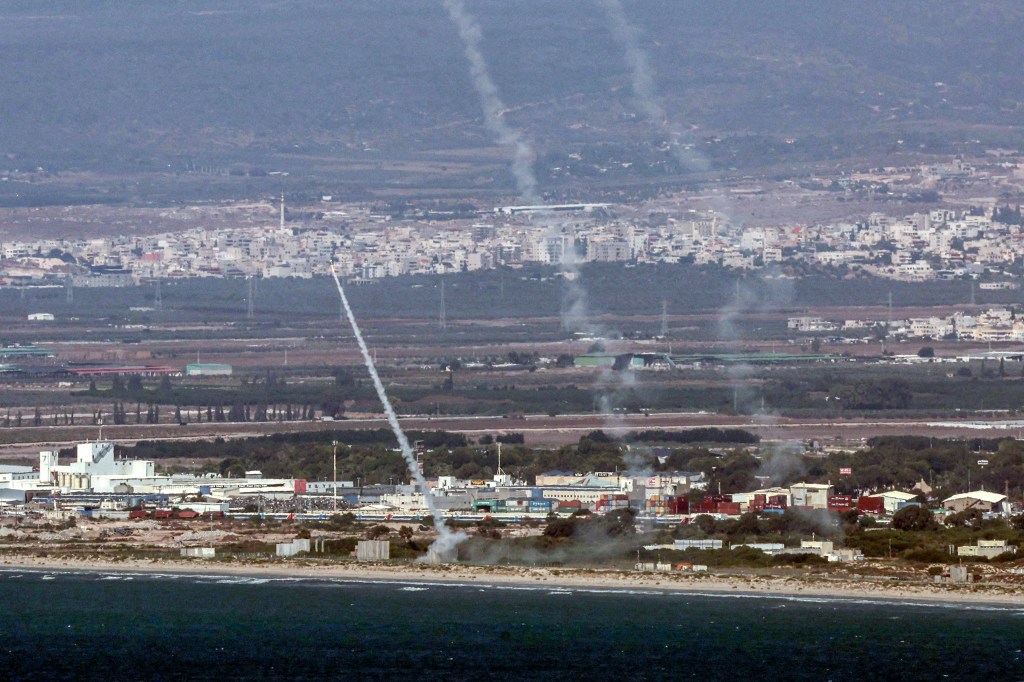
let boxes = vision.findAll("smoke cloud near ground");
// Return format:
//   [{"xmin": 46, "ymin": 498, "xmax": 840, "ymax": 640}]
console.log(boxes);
[
  {"xmin": 329, "ymin": 266, "xmax": 467, "ymax": 558},
  {"xmin": 716, "ymin": 269, "xmax": 796, "ymax": 415},
  {"xmin": 441, "ymin": 0, "xmax": 541, "ymax": 204},
  {"xmin": 461, "ymin": 517, "xmax": 641, "ymax": 567},
  {"xmin": 758, "ymin": 441, "xmax": 807, "ymax": 486}
]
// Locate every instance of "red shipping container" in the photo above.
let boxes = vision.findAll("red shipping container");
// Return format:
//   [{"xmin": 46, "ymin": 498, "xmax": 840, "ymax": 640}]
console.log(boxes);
[
  {"xmin": 670, "ymin": 497, "xmax": 689, "ymax": 514},
  {"xmin": 717, "ymin": 502, "xmax": 741, "ymax": 515},
  {"xmin": 856, "ymin": 496, "xmax": 885, "ymax": 514}
]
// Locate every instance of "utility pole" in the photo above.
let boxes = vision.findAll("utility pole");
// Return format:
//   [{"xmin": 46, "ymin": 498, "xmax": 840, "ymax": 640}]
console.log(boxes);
[
  {"xmin": 660, "ymin": 298, "xmax": 668, "ymax": 337},
  {"xmin": 332, "ymin": 440, "xmax": 338, "ymax": 512},
  {"xmin": 65, "ymin": 276, "xmax": 73, "ymax": 304},
  {"xmin": 154, "ymin": 279, "xmax": 162, "ymax": 311}
]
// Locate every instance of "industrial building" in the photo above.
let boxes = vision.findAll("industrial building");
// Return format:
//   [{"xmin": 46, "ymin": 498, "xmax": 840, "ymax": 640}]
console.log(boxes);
[
  {"xmin": 44, "ymin": 442, "xmax": 154, "ymax": 492},
  {"xmin": 185, "ymin": 363, "xmax": 233, "ymax": 377},
  {"xmin": 859, "ymin": 490, "xmax": 920, "ymax": 515},
  {"xmin": 789, "ymin": 483, "xmax": 834, "ymax": 509},
  {"xmin": 942, "ymin": 490, "xmax": 1009, "ymax": 515}
]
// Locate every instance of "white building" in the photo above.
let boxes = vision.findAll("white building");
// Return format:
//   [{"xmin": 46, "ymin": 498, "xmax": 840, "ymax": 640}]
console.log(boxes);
[
  {"xmin": 47, "ymin": 442, "xmax": 154, "ymax": 491},
  {"xmin": 787, "ymin": 317, "xmax": 835, "ymax": 332},
  {"xmin": 863, "ymin": 490, "xmax": 919, "ymax": 515},
  {"xmin": 789, "ymin": 483, "xmax": 834, "ymax": 509}
]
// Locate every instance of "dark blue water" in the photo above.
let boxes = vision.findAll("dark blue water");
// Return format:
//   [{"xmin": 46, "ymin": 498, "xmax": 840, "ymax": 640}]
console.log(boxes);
[{"xmin": 1, "ymin": 569, "xmax": 1023, "ymax": 681}]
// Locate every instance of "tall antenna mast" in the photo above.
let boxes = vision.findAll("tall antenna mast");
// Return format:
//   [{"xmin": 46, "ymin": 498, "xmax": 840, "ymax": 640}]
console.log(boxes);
[
  {"xmin": 660, "ymin": 298, "xmax": 668, "ymax": 337},
  {"xmin": 280, "ymin": 193, "xmax": 285, "ymax": 230}
]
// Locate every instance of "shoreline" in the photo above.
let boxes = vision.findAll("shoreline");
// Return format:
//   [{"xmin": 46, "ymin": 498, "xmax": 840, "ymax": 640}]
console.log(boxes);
[{"xmin": 3, "ymin": 555, "xmax": 1023, "ymax": 607}]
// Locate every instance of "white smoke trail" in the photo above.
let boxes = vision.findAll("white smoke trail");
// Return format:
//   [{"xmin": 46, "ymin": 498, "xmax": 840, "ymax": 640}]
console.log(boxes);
[
  {"xmin": 329, "ymin": 265, "xmax": 467, "ymax": 560},
  {"xmin": 597, "ymin": 0, "xmax": 708, "ymax": 174},
  {"xmin": 440, "ymin": 0, "xmax": 598, "ymax": 340},
  {"xmin": 441, "ymin": 0, "xmax": 541, "ymax": 204}
]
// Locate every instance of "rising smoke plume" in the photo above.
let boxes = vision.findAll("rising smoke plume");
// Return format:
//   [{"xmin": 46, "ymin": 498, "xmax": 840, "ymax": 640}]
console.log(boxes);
[
  {"xmin": 329, "ymin": 265, "xmax": 467, "ymax": 560},
  {"xmin": 441, "ymin": 0, "xmax": 598, "ymax": 340},
  {"xmin": 596, "ymin": 0, "xmax": 708, "ymax": 174},
  {"xmin": 441, "ymin": 0, "xmax": 541, "ymax": 204}
]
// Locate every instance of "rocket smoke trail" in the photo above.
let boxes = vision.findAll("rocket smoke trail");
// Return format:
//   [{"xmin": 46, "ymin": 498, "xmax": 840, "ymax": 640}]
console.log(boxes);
[
  {"xmin": 596, "ymin": 0, "xmax": 708, "ymax": 174},
  {"xmin": 441, "ymin": 0, "xmax": 596, "ymax": 337},
  {"xmin": 329, "ymin": 265, "xmax": 467, "ymax": 560},
  {"xmin": 441, "ymin": 0, "xmax": 541, "ymax": 204}
]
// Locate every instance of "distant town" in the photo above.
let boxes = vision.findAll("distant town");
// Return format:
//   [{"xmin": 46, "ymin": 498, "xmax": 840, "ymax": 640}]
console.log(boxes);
[{"xmin": 3, "ymin": 159, "xmax": 1024, "ymax": 287}]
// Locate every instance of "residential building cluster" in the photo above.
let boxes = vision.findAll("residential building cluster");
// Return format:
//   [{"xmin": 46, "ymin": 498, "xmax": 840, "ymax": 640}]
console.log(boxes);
[
  {"xmin": 1, "ymin": 199, "xmax": 1023, "ymax": 286},
  {"xmin": 789, "ymin": 306, "xmax": 1024, "ymax": 342}
]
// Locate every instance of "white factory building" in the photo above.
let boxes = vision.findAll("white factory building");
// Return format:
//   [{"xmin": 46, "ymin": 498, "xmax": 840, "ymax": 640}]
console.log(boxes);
[
  {"xmin": 37, "ymin": 441, "xmax": 304, "ymax": 497},
  {"xmin": 43, "ymin": 442, "xmax": 154, "ymax": 492}
]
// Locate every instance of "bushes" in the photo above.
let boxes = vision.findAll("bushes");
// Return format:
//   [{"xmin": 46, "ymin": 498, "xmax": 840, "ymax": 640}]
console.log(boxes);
[
  {"xmin": 891, "ymin": 506, "xmax": 938, "ymax": 531},
  {"xmin": 903, "ymin": 547, "xmax": 950, "ymax": 563}
]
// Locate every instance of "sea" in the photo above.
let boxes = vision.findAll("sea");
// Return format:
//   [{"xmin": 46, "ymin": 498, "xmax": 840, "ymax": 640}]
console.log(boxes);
[{"xmin": 1, "ymin": 569, "xmax": 1022, "ymax": 681}]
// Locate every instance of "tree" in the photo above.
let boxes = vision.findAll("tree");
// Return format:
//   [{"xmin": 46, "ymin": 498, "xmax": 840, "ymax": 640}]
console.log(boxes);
[
  {"xmin": 890, "ymin": 505, "xmax": 937, "ymax": 531},
  {"xmin": 944, "ymin": 508, "xmax": 983, "ymax": 528},
  {"xmin": 693, "ymin": 514, "xmax": 718, "ymax": 535},
  {"xmin": 543, "ymin": 517, "xmax": 577, "ymax": 538},
  {"xmin": 366, "ymin": 524, "xmax": 391, "ymax": 540},
  {"xmin": 917, "ymin": 346, "xmax": 935, "ymax": 358}
]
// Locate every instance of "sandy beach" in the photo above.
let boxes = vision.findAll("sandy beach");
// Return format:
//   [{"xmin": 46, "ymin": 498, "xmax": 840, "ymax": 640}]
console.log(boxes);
[{"xmin": 3, "ymin": 554, "xmax": 1023, "ymax": 606}]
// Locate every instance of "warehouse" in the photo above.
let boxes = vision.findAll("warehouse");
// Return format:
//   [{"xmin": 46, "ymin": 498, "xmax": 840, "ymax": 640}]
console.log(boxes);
[
  {"xmin": 942, "ymin": 490, "xmax": 1009, "ymax": 515},
  {"xmin": 185, "ymin": 363, "xmax": 233, "ymax": 377}
]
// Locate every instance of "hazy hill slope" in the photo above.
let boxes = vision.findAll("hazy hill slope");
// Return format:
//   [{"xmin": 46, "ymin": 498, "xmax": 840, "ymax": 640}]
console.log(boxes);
[{"xmin": 1, "ymin": 1, "xmax": 1021, "ymax": 188}]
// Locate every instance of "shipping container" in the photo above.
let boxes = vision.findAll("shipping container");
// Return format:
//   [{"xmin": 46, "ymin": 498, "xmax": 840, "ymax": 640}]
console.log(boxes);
[{"xmin": 856, "ymin": 496, "xmax": 886, "ymax": 514}]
